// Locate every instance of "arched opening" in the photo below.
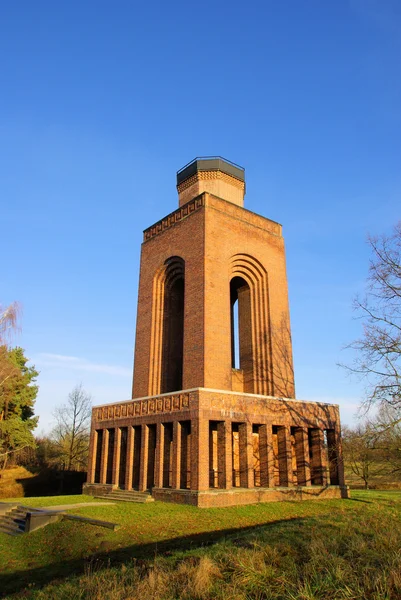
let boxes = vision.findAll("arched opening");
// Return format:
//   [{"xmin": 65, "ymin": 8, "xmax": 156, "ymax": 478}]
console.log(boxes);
[
  {"xmin": 160, "ymin": 257, "xmax": 185, "ymax": 393},
  {"xmin": 230, "ymin": 276, "xmax": 254, "ymax": 392}
]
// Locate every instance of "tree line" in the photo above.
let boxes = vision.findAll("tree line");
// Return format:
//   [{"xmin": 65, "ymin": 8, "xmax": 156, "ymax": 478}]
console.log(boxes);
[
  {"xmin": 1, "ymin": 303, "xmax": 91, "ymax": 473},
  {"xmin": 341, "ymin": 221, "xmax": 401, "ymax": 488}
]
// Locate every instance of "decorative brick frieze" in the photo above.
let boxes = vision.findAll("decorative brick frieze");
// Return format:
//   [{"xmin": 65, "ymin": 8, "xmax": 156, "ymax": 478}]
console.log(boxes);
[
  {"xmin": 177, "ymin": 170, "xmax": 245, "ymax": 194},
  {"xmin": 94, "ymin": 392, "xmax": 192, "ymax": 422},
  {"xmin": 143, "ymin": 196, "xmax": 205, "ymax": 242}
]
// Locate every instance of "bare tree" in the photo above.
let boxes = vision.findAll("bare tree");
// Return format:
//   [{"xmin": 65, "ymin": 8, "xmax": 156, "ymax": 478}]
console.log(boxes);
[
  {"xmin": 342, "ymin": 424, "xmax": 388, "ymax": 489},
  {"xmin": 0, "ymin": 302, "xmax": 21, "ymax": 388},
  {"xmin": 52, "ymin": 384, "xmax": 92, "ymax": 471},
  {"xmin": 369, "ymin": 404, "xmax": 401, "ymax": 477},
  {"xmin": 343, "ymin": 222, "xmax": 401, "ymax": 418}
]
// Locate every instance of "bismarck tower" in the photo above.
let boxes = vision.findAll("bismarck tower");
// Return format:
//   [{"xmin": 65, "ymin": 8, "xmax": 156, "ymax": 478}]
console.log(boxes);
[{"xmin": 84, "ymin": 157, "xmax": 348, "ymax": 507}]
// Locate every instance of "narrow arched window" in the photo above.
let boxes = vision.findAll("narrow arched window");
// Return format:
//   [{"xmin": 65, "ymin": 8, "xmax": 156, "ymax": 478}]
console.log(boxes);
[
  {"xmin": 161, "ymin": 257, "xmax": 185, "ymax": 393},
  {"xmin": 230, "ymin": 276, "xmax": 253, "ymax": 391}
]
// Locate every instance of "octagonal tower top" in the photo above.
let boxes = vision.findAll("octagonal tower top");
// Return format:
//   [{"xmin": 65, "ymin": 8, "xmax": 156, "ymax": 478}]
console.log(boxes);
[{"xmin": 176, "ymin": 156, "xmax": 245, "ymax": 208}]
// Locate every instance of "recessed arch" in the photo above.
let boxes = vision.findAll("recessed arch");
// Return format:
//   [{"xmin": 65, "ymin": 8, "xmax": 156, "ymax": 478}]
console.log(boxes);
[
  {"xmin": 228, "ymin": 254, "xmax": 271, "ymax": 395},
  {"xmin": 149, "ymin": 256, "xmax": 185, "ymax": 395}
]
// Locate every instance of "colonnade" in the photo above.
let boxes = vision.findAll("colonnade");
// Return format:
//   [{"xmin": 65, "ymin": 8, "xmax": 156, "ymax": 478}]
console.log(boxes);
[{"xmin": 87, "ymin": 419, "xmax": 342, "ymax": 492}]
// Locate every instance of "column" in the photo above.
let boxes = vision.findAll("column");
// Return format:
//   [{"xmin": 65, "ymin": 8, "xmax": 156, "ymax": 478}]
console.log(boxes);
[
  {"xmin": 320, "ymin": 430, "xmax": 328, "ymax": 486},
  {"xmin": 125, "ymin": 426, "xmax": 134, "ymax": 490},
  {"xmin": 217, "ymin": 421, "xmax": 232, "ymax": 489},
  {"xmin": 259, "ymin": 424, "xmax": 269, "ymax": 487},
  {"xmin": 191, "ymin": 418, "xmax": 209, "ymax": 491},
  {"xmin": 277, "ymin": 426, "xmax": 293, "ymax": 487},
  {"xmin": 294, "ymin": 427, "xmax": 311, "ymax": 486},
  {"xmin": 246, "ymin": 422, "xmax": 255, "ymax": 488},
  {"xmin": 112, "ymin": 427, "xmax": 122, "ymax": 487},
  {"xmin": 309, "ymin": 428, "xmax": 324, "ymax": 485},
  {"xmin": 154, "ymin": 422, "xmax": 164, "ymax": 488},
  {"xmin": 87, "ymin": 428, "xmax": 97, "ymax": 484},
  {"xmin": 326, "ymin": 429, "xmax": 339, "ymax": 485},
  {"xmin": 267, "ymin": 425, "xmax": 276, "ymax": 486},
  {"xmin": 180, "ymin": 422, "xmax": 190, "ymax": 489},
  {"xmin": 139, "ymin": 424, "xmax": 149, "ymax": 491},
  {"xmin": 172, "ymin": 421, "xmax": 182, "ymax": 489},
  {"xmin": 335, "ymin": 428, "xmax": 346, "ymax": 486},
  {"xmin": 239, "ymin": 422, "xmax": 254, "ymax": 487},
  {"xmin": 99, "ymin": 428, "xmax": 109, "ymax": 485}
]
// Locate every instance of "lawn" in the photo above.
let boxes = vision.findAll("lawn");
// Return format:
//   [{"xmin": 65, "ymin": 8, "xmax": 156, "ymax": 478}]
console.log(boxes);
[{"xmin": 1, "ymin": 491, "xmax": 401, "ymax": 599}]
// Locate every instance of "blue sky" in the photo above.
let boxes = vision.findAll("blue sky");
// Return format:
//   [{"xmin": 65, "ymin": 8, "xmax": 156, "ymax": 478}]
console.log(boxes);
[{"xmin": 1, "ymin": 1, "xmax": 400, "ymax": 433}]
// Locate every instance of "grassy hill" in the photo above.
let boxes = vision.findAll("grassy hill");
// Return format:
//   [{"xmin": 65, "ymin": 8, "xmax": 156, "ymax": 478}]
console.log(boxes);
[{"xmin": 1, "ymin": 490, "xmax": 400, "ymax": 599}]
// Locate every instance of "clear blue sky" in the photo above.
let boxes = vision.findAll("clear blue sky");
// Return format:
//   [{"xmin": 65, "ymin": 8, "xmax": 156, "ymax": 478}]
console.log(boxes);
[{"xmin": 1, "ymin": 1, "xmax": 400, "ymax": 433}]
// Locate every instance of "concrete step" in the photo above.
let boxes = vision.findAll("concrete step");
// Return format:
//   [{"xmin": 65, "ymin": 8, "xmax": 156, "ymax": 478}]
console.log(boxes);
[
  {"xmin": 10, "ymin": 509, "xmax": 28, "ymax": 517},
  {"xmin": 0, "ymin": 515, "xmax": 26, "ymax": 529},
  {"xmin": 0, "ymin": 520, "xmax": 24, "ymax": 534},
  {"xmin": 108, "ymin": 491, "xmax": 151, "ymax": 497},
  {"xmin": 95, "ymin": 493, "xmax": 154, "ymax": 503},
  {"xmin": 0, "ymin": 525, "xmax": 24, "ymax": 536},
  {"xmin": 110, "ymin": 491, "xmax": 154, "ymax": 500}
]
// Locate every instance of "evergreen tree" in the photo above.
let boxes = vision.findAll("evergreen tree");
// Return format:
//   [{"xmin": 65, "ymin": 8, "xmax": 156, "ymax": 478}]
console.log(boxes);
[{"xmin": 0, "ymin": 346, "xmax": 39, "ymax": 469}]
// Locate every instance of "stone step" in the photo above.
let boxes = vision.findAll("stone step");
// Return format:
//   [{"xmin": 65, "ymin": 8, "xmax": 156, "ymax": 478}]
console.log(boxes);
[
  {"xmin": 10, "ymin": 511, "xmax": 27, "ymax": 519},
  {"xmin": 107, "ymin": 491, "xmax": 150, "ymax": 497},
  {"xmin": 9, "ymin": 510, "xmax": 27, "ymax": 518},
  {"xmin": 95, "ymin": 494, "xmax": 154, "ymax": 503},
  {"xmin": 110, "ymin": 492, "xmax": 154, "ymax": 500},
  {"xmin": 96, "ymin": 489, "xmax": 153, "ymax": 497},
  {"xmin": 0, "ymin": 515, "xmax": 26, "ymax": 529},
  {"xmin": 0, "ymin": 520, "xmax": 24, "ymax": 534},
  {"xmin": 0, "ymin": 525, "xmax": 24, "ymax": 536}
]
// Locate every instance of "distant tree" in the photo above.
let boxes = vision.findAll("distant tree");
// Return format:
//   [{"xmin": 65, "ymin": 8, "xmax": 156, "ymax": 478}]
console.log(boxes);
[
  {"xmin": 369, "ymin": 405, "xmax": 401, "ymax": 478},
  {"xmin": 343, "ymin": 222, "xmax": 401, "ymax": 418},
  {"xmin": 0, "ymin": 303, "xmax": 38, "ymax": 469},
  {"xmin": 342, "ymin": 424, "xmax": 387, "ymax": 489},
  {"xmin": 0, "ymin": 347, "xmax": 39, "ymax": 469},
  {"xmin": 0, "ymin": 302, "xmax": 20, "ymax": 389},
  {"xmin": 51, "ymin": 384, "xmax": 92, "ymax": 471},
  {"xmin": 0, "ymin": 302, "xmax": 20, "ymax": 343}
]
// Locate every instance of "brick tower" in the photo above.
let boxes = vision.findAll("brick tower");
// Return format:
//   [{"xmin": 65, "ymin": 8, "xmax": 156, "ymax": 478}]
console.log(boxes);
[{"xmin": 84, "ymin": 157, "xmax": 348, "ymax": 507}]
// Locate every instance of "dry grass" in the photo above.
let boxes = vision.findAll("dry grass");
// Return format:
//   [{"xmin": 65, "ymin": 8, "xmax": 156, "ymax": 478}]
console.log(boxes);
[
  {"xmin": 0, "ymin": 466, "xmax": 35, "ymax": 498},
  {"xmin": 21, "ymin": 493, "xmax": 401, "ymax": 600}
]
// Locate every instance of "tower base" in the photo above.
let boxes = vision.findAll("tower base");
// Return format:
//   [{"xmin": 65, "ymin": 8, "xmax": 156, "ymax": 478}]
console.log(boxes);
[{"xmin": 85, "ymin": 388, "xmax": 348, "ymax": 507}]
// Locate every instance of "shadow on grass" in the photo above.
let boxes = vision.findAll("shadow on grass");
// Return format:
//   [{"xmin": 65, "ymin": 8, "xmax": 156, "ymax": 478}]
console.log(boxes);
[
  {"xmin": 346, "ymin": 497, "xmax": 373, "ymax": 504},
  {"xmin": 0, "ymin": 516, "xmax": 312, "ymax": 598}
]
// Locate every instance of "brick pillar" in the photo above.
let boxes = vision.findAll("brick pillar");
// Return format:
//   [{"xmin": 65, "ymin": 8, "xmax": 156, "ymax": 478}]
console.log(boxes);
[
  {"xmin": 259, "ymin": 424, "xmax": 269, "ymax": 487},
  {"xmin": 87, "ymin": 428, "xmax": 97, "ymax": 484},
  {"xmin": 139, "ymin": 424, "xmax": 149, "ymax": 491},
  {"xmin": 154, "ymin": 422, "xmax": 164, "ymax": 488},
  {"xmin": 246, "ymin": 422, "xmax": 255, "ymax": 488},
  {"xmin": 320, "ymin": 430, "xmax": 328, "ymax": 486},
  {"xmin": 112, "ymin": 427, "xmax": 122, "ymax": 487},
  {"xmin": 191, "ymin": 418, "xmax": 209, "ymax": 491},
  {"xmin": 172, "ymin": 421, "xmax": 182, "ymax": 489},
  {"xmin": 309, "ymin": 428, "xmax": 324, "ymax": 485},
  {"xmin": 294, "ymin": 427, "xmax": 311, "ymax": 486},
  {"xmin": 217, "ymin": 421, "xmax": 232, "ymax": 489},
  {"xmin": 125, "ymin": 426, "xmax": 134, "ymax": 490},
  {"xmin": 238, "ymin": 422, "xmax": 254, "ymax": 487},
  {"xmin": 99, "ymin": 429, "xmax": 109, "ymax": 485},
  {"xmin": 277, "ymin": 426, "xmax": 293, "ymax": 487},
  {"xmin": 267, "ymin": 425, "xmax": 276, "ymax": 487},
  {"xmin": 334, "ymin": 428, "xmax": 346, "ymax": 486}
]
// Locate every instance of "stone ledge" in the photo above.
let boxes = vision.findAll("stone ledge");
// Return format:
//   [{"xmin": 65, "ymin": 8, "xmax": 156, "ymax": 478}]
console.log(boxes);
[{"xmin": 151, "ymin": 486, "xmax": 349, "ymax": 508}]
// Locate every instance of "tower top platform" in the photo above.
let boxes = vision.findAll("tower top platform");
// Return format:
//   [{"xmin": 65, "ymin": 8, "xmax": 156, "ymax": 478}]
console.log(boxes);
[
  {"xmin": 176, "ymin": 156, "xmax": 246, "ymax": 207},
  {"xmin": 177, "ymin": 156, "xmax": 245, "ymax": 185}
]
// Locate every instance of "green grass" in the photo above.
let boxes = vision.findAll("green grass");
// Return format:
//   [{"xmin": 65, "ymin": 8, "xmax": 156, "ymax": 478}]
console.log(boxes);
[{"xmin": 1, "ymin": 491, "xmax": 401, "ymax": 599}]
